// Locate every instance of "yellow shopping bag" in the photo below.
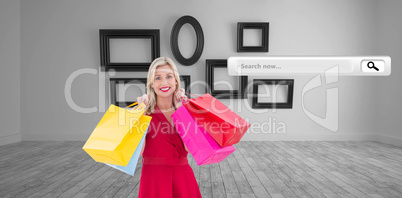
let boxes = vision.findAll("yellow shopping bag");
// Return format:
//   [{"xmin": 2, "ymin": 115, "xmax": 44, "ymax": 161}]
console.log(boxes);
[{"xmin": 83, "ymin": 102, "xmax": 151, "ymax": 166}]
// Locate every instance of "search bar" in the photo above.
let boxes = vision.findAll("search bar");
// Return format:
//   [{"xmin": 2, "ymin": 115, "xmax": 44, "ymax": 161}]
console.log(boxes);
[{"xmin": 227, "ymin": 56, "xmax": 391, "ymax": 76}]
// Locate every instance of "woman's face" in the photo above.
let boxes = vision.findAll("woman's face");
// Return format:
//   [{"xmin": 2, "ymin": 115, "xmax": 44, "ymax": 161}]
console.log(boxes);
[{"xmin": 152, "ymin": 64, "xmax": 177, "ymax": 98}]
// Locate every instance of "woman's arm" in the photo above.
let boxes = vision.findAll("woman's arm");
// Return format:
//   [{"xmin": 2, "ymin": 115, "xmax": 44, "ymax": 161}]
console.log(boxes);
[
  {"xmin": 137, "ymin": 94, "xmax": 150, "ymax": 106},
  {"xmin": 174, "ymin": 88, "xmax": 188, "ymax": 109}
]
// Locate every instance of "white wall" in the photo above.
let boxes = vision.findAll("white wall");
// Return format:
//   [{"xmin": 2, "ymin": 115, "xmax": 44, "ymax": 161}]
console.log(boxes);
[
  {"xmin": 0, "ymin": 0, "xmax": 391, "ymax": 145},
  {"xmin": 376, "ymin": 0, "xmax": 402, "ymax": 146},
  {"xmin": 0, "ymin": 0, "xmax": 21, "ymax": 146},
  {"xmin": 18, "ymin": 0, "xmax": 383, "ymax": 142}
]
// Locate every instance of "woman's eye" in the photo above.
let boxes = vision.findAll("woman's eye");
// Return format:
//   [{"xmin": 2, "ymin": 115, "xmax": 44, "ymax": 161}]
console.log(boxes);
[
  {"xmin": 167, "ymin": 76, "xmax": 172, "ymax": 79},
  {"xmin": 156, "ymin": 77, "xmax": 160, "ymax": 80}
]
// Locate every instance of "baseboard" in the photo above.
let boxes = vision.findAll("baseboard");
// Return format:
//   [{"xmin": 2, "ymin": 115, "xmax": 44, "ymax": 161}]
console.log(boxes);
[
  {"xmin": 0, "ymin": 133, "xmax": 22, "ymax": 146},
  {"xmin": 240, "ymin": 133, "xmax": 378, "ymax": 141},
  {"xmin": 20, "ymin": 133, "xmax": 402, "ymax": 148},
  {"xmin": 23, "ymin": 133, "xmax": 377, "ymax": 141},
  {"xmin": 373, "ymin": 134, "xmax": 402, "ymax": 147},
  {"xmin": 22, "ymin": 133, "xmax": 90, "ymax": 141}
]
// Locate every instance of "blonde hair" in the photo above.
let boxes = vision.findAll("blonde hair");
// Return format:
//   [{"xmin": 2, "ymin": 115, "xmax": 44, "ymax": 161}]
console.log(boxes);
[{"xmin": 146, "ymin": 57, "xmax": 181, "ymax": 115}]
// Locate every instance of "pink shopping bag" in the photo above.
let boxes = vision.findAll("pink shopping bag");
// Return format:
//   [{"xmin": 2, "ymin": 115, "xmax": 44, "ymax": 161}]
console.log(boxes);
[{"xmin": 172, "ymin": 104, "xmax": 235, "ymax": 166}]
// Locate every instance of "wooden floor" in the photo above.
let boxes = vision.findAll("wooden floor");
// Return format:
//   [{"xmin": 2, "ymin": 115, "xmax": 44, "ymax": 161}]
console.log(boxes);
[{"xmin": 1, "ymin": 141, "xmax": 402, "ymax": 198}]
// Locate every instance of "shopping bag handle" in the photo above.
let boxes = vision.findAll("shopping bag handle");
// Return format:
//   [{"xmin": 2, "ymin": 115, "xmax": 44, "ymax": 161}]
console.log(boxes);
[
  {"xmin": 185, "ymin": 92, "xmax": 202, "ymax": 98},
  {"xmin": 185, "ymin": 92, "xmax": 214, "ymax": 98},
  {"xmin": 180, "ymin": 92, "xmax": 199, "ymax": 105},
  {"xmin": 134, "ymin": 102, "xmax": 147, "ymax": 111},
  {"xmin": 126, "ymin": 102, "xmax": 138, "ymax": 108},
  {"xmin": 126, "ymin": 101, "xmax": 147, "ymax": 111}
]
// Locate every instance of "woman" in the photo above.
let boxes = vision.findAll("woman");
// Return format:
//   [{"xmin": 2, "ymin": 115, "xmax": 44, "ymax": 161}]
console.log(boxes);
[{"xmin": 136, "ymin": 57, "xmax": 202, "ymax": 198}]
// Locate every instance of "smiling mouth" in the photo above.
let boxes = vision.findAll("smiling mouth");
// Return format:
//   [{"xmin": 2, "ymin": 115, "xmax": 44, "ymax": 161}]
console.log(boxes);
[{"xmin": 160, "ymin": 87, "xmax": 170, "ymax": 92}]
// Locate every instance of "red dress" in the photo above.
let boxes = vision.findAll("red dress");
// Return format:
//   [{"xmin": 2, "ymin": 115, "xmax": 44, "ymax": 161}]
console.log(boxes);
[{"xmin": 138, "ymin": 104, "xmax": 202, "ymax": 198}]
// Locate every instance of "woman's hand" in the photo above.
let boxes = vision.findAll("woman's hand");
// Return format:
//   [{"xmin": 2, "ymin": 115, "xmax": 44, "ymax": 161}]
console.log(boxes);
[
  {"xmin": 174, "ymin": 88, "xmax": 188, "ymax": 109},
  {"xmin": 137, "ymin": 94, "xmax": 150, "ymax": 106}
]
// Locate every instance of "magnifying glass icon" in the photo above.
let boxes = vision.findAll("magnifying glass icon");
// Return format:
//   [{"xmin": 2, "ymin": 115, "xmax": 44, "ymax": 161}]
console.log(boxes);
[{"xmin": 367, "ymin": 61, "xmax": 379, "ymax": 71}]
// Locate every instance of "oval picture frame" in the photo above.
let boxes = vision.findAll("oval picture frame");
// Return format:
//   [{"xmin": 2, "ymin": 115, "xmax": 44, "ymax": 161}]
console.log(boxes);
[{"xmin": 170, "ymin": 15, "xmax": 204, "ymax": 66}]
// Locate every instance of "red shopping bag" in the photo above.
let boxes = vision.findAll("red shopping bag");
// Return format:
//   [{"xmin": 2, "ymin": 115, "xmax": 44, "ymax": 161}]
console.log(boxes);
[{"xmin": 184, "ymin": 93, "xmax": 250, "ymax": 147}]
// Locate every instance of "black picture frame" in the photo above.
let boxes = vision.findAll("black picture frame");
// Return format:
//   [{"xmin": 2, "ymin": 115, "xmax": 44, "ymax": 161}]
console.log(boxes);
[
  {"xmin": 252, "ymin": 79, "xmax": 294, "ymax": 109},
  {"xmin": 171, "ymin": 15, "xmax": 204, "ymax": 66},
  {"xmin": 180, "ymin": 75, "xmax": 191, "ymax": 97},
  {"xmin": 110, "ymin": 78, "xmax": 147, "ymax": 108},
  {"xmin": 206, "ymin": 59, "xmax": 248, "ymax": 99},
  {"xmin": 100, "ymin": 29, "xmax": 160, "ymax": 71},
  {"xmin": 237, "ymin": 22, "xmax": 269, "ymax": 52}
]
